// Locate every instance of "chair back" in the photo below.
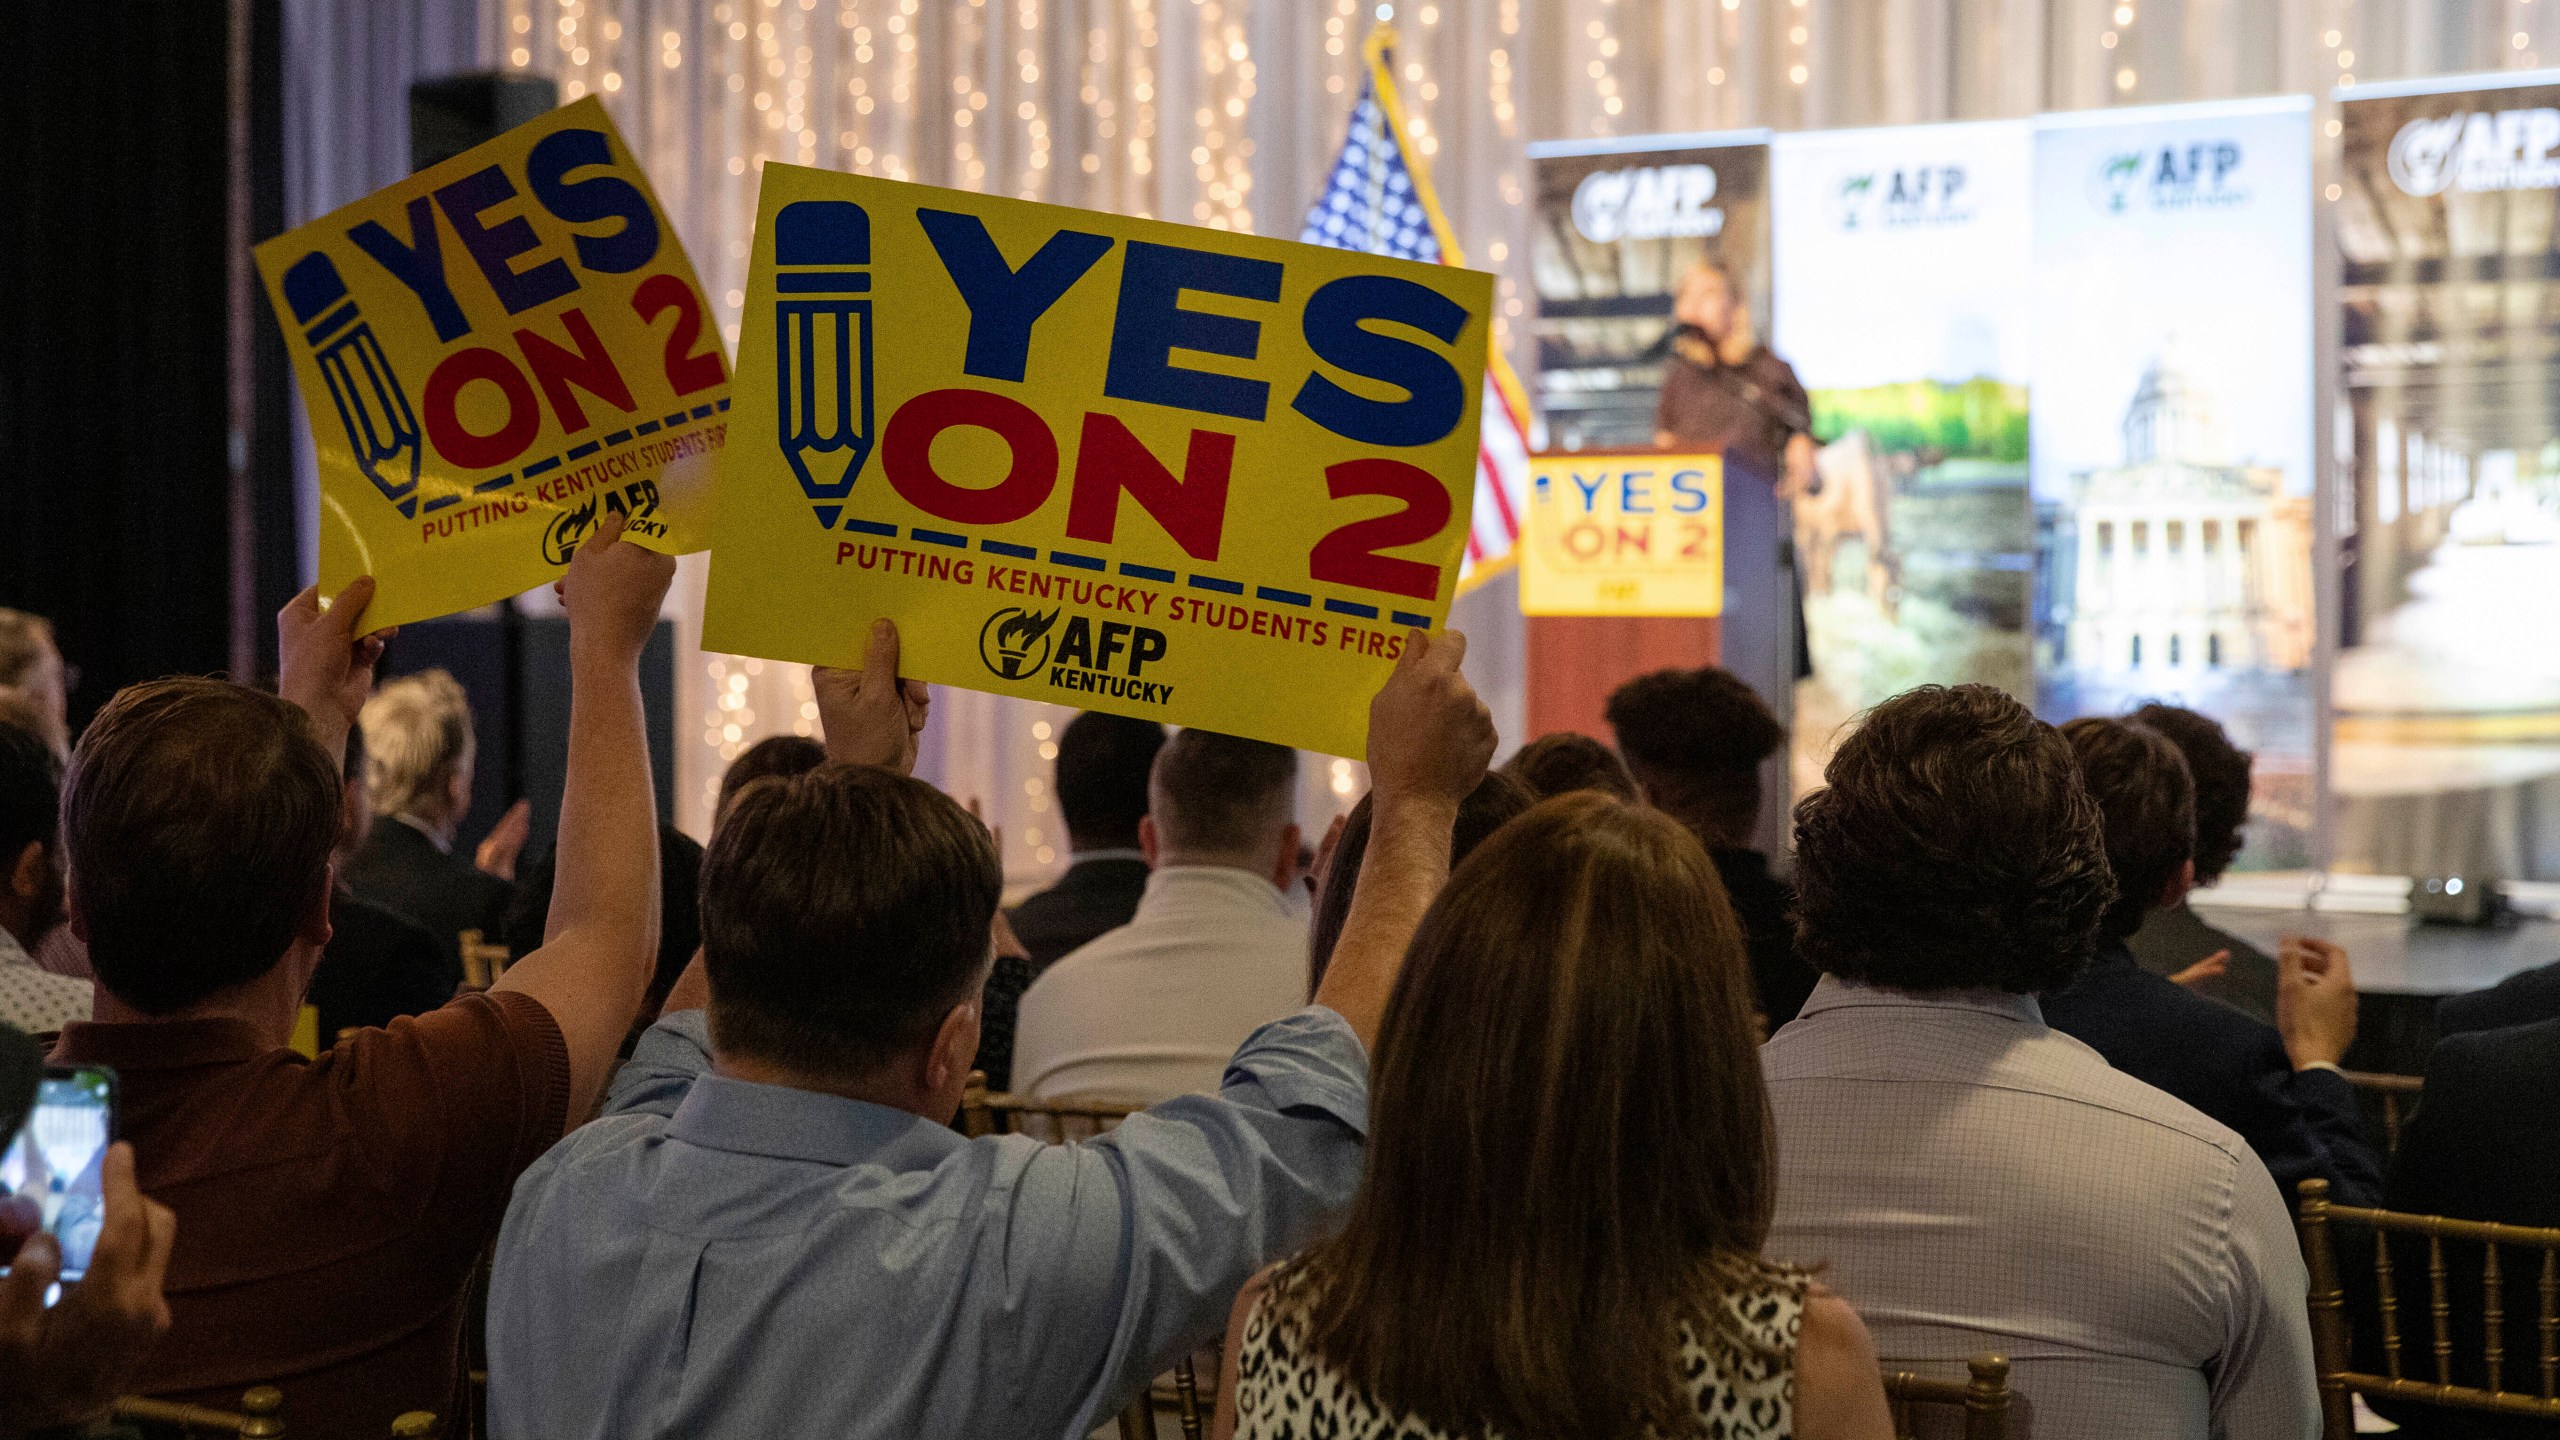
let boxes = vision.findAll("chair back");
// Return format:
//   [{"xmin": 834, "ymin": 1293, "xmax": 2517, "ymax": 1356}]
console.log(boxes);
[
  {"xmin": 2339, "ymin": 1070, "xmax": 2423, "ymax": 1155},
  {"xmin": 113, "ymin": 1386, "xmax": 285, "ymax": 1439},
  {"xmin": 1881, "ymin": 1354, "xmax": 2011, "ymax": 1440},
  {"xmin": 954, "ymin": 1075, "xmax": 1197, "ymax": 1439},
  {"xmin": 2297, "ymin": 1177, "xmax": 2560, "ymax": 1440},
  {"xmin": 457, "ymin": 929, "xmax": 510, "ymax": 990}
]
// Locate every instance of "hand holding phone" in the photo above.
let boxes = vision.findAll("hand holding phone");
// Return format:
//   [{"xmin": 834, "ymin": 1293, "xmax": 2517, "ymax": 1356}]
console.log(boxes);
[
  {"xmin": 1, "ymin": 1069, "xmax": 115, "ymax": 1287},
  {"xmin": 0, "ymin": 1142, "xmax": 174, "ymax": 1439}
]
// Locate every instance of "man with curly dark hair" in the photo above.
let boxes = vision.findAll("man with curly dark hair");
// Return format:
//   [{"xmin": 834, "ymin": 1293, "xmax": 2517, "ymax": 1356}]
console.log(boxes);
[
  {"xmin": 1604, "ymin": 666, "xmax": 1814, "ymax": 1023},
  {"xmin": 1763, "ymin": 684, "xmax": 2320, "ymax": 1440},
  {"xmin": 2123, "ymin": 703, "xmax": 2279, "ymax": 1023}
]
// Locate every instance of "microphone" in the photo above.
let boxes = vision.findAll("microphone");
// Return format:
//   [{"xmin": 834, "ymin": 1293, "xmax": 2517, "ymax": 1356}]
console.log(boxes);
[
  {"xmin": 283, "ymin": 251, "xmax": 425, "ymax": 518},
  {"xmin": 772, "ymin": 199, "xmax": 875, "ymax": 531}
]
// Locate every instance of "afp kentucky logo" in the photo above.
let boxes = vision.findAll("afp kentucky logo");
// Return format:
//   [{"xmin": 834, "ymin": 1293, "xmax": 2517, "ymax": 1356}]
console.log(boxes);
[
  {"xmin": 282, "ymin": 251, "xmax": 423, "ymax": 519},
  {"xmin": 980, "ymin": 606, "xmax": 1061, "ymax": 681},
  {"xmin": 773, "ymin": 200, "xmax": 875, "ymax": 532},
  {"xmin": 1831, "ymin": 165, "xmax": 1971, "ymax": 231},
  {"xmin": 2089, "ymin": 141, "xmax": 2248, "ymax": 215}
]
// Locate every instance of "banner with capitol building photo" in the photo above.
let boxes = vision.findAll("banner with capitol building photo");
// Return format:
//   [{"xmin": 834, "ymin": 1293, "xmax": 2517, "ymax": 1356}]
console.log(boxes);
[
  {"xmin": 2336, "ymin": 72, "xmax": 2560, "ymax": 882},
  {"xmin": 1771, "ymin": 120, "xmax": 2036, "ymax": 803},
  {"xmin": 2029, "ymin": 97, "xmax": 2319, "ymax": 870}
]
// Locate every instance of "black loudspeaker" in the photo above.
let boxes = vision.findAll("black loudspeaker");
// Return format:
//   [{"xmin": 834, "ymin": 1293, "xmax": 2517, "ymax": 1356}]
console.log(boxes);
[
  {"xmin": 377, "ymin": 617, "xmax": 678, "ymax": 862},
  {"xmin": 409, "ymin": 72, "xmax": 558, "ymax": 173}
]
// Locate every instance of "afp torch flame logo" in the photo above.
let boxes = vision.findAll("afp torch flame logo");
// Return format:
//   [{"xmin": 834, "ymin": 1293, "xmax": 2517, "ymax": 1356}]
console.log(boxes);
[
  {"xmin": 283, "ymin": 251, "xmax": 423, "ymax": 518},
  {"xmin": 773, "ymin": 200, "xmax": 876, "ymax": 532},
  {"xmin": 978, "ymin": 607, "xmax": 1061, "ymax": 681}
]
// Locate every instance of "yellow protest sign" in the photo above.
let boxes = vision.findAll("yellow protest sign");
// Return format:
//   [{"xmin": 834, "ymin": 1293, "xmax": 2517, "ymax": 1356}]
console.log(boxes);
[
  {"xmin": 256, "ymin": 96, "xmax": 728, "ymax": 629},
  {"xmin": 702, "ymin": 167, "xmax": 1493, "ymax": 758},
  {"xmin": 1519, "ymin": 452, "xmax": 1724, "ymax": 616}
]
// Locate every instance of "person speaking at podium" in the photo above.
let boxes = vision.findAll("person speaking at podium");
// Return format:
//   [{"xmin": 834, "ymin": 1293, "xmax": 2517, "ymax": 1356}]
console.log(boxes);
[{"xmin": 1647, "ymin": 259, "xmax": 1811, "ymax": 811}]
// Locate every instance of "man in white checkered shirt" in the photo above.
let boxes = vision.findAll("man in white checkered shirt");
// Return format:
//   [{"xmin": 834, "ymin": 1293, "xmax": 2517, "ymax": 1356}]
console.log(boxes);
[{"xmin": 1763, "ymin": 683, "xmax": 2319, "ymax": 1439}]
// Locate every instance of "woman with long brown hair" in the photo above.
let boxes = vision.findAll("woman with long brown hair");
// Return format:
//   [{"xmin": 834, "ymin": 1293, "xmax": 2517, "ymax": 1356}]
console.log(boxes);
[{"xmin": 1213, "ymin": 791, "xmax": 1890, "ymax": 1440}]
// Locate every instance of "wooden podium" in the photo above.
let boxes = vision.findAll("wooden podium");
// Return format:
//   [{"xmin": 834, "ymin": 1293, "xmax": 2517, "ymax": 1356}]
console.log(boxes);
[{"xmin": 1524, "ymin": 614, "xmax": 1720, "ymax": 741}]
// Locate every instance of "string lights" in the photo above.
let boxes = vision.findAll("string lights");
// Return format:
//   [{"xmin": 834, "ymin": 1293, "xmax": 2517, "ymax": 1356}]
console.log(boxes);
[{"xmin": 2104, "ymin": 0, "xmax": 2137, "ymax": 95}]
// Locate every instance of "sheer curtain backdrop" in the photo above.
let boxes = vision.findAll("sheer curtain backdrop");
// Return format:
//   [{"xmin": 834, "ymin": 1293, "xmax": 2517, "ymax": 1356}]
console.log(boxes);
[{"xmin": 284, "ymin": 0, "xmax": 2553, "ymax": 882}]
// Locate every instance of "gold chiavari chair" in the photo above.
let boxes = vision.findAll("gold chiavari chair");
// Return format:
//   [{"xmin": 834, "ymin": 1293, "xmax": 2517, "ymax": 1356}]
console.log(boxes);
[
  {"xmin": 2338, "ymin": 1070, "xmax": 2423, "ymax": 1156},
  {"xmin": 113, "ymin": 1386, "xmax": 285, "ymax": 1439},
  {"xmin": 956, "ymin": 1073, "xmax": 1203, "ymax": 1440},
  {"xmin": 457, "ymin": 929, "xmax": 510, "ymax": 991},
  {"xmin": 2298, "ymin": 1177, "xmax": 2560, "ymax": 1440},
  {"xmin": 1880, "ymin": 1354, "xmax": 2012, "ymax": 1440}
]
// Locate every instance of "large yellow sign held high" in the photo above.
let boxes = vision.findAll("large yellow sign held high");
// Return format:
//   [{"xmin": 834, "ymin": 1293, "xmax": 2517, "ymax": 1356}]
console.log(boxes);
[
  {"xmin": 703, "ymin": 167, "xmax": 1493, "ymax": 758},
  {"xmin": 256, "ymin": 97, "xmax": 728, "ymax": 629},
  {"xmin": 1519, "ymin": 452, "xmax": 1725, "ymax": 616}
]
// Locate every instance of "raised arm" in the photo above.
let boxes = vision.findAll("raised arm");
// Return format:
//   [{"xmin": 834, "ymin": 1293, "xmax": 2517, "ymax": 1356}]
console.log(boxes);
[
  {"xmin": 1312, "ymin": 629, "xmax": 1495, "ymax": 1050},
  {"xmin": 813, "ymin": 619, "xmax": 931, "ymax": 774},
  {"xmin": 276, "ymin": 575, "xmax": 394, "ymax": 766},
  {"xmin": 493, "ymin": 514, "xmax": 675, "ymax": 1123}
]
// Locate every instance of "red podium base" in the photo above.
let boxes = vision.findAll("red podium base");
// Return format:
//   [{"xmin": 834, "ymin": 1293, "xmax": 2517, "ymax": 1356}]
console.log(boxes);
[{"xmin": 1523, "ymin": 615, "xmax": 1721, "ymax": 743}]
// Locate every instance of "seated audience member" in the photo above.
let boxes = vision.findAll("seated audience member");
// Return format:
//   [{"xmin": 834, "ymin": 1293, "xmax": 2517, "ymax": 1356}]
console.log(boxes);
[
  {"xmin": 1, "ymin": 1021, "xmax": 176, "ymax": 1440},
  {"xmin": 1218, "ymin": 793, "xmax": 1892, "ymax": 1440},
  {"xmin": 1012, "ymin": 729, "xmax": 1306, "ymax": 1102},
  {"xmin": 2367, "ymin": 1014, "xmax": 2560, "ymax": 1436},
  {"xmin": 49, "ymin": 518, "xmax": 673, "ymax": 1435},
  {"xmin": 0, "ymin": 722, "xmax": 87, "ymax": 1033},
  {"xmin": 346, "ymin": 668, "xmax": 516, "ymax": 972},
  {"xmin": 487, "ymin": 628, "xmax": 1494, "ymax": 1440},
  {"xmin": 714, "ymin": 733, "xmax": 829, "ymax": 820},
  {"xmin": 2437, "ymin": 957, "xmax": 2560, "ymax": 1037},
  {"xmin": 1498, "ymin": 729, "xmax": 1637, "ymax": 801},
  {"xmin": 306, "ymin": 721, "xmax": 455, "ymax": 1038},
  {"xmin": 0, "ymin": 610, "xmax": 70, "ymax": 760},
  {"xmin": 2124, "ymin": 703, "xmax": 2278, "ymax": 1022},
  {"xmin": 1305, "ymin": 770, "xmax": 1534, "ymax": 991},
  {"xmin": 2040, "ymin": 717, "xmax": 2381, "ymax": 1207},
  {"xmin": 1605, "ymin": 666, "xmax": 1815, "ymax": 1025},
  {"xmin": 974, "ymin": 713, "xmax": 1161, "ymax": 1089},
  {"xmin": 502, "ymin": 821, "xmax": 704, "ymax": 1033},
  {"xmin": 1764, "ymin": 684, "xmax": 2319, "ymax": 1440}
]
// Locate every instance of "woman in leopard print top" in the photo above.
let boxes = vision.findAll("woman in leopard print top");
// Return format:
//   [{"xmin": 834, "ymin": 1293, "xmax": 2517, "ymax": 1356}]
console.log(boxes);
[{"xmin": 1209, "ymin": 794, "xmax": 1893, "ymax": 1440}]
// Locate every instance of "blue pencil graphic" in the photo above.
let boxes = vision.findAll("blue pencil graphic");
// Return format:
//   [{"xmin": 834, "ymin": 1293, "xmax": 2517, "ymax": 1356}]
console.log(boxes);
[
  {"xmin": 773, "ymin": 200, "xmax": 875, "ymax": 532},
  {"xmin": 283, "ymin": 251, "xmax": 423, "ymax": 519}
]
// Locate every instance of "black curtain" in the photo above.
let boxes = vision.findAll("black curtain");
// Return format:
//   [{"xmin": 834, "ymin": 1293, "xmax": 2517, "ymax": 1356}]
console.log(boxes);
[{"xmin": 0, "ymin": 0, "xmax": 296, "ymax": 733}]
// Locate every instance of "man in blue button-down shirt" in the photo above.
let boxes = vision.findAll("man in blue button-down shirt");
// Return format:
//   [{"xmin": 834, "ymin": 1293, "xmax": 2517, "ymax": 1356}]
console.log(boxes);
[{"xmin": 487, "ymin": 622, "xmax": 1496, "ymax": 1440}]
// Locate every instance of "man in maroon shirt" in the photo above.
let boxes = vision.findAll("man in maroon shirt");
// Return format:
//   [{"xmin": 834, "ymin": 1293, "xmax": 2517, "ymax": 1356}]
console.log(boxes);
[{"xmin": 50, "ymin": 514, "xmax": 671, "ymax": 1436}]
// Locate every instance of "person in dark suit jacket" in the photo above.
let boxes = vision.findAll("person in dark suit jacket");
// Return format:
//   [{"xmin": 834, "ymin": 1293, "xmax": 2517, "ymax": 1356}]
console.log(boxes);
[
  {"xmin": 975, "ymin": 712, "xmax": 1164, "ymax": 1091},
  {"xmin": 502, "ymin": 822, "xmax": 704, "ymax": 1042},
  {"xmin": 2041, "ymin": 717, "xmax": 2383, "ymax": 1207},
  {"xmin": 2438, "ymin": 957, "xmax": 2560, "ymax": 1037},
  {"xmin": 2356, "ymin": 1017, "xmax": 2560, "ymax": 1436},
  {"xmin": 343, "ymin": 669, "xmax": 514, "ymax": 973},
  {"xmin": 310, "ymin": 722, "xmax": 459, "ymax": 1041},
  {"xmin": 2123, "ymin": 704, "xmax": 2280, "ymax": 1024},
  {"xmin": 1604, "ymin": 666, "xmax": 1817, "ymax": 1027}
]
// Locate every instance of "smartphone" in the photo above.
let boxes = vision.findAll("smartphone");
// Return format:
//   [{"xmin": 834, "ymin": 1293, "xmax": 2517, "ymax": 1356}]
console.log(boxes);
[{"xmin": 1, "ymin": 1065, "xmax": 117, "ymax": 1291}]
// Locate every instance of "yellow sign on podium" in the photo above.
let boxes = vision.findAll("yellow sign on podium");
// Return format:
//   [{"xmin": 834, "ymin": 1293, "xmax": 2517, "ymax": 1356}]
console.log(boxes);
[
  {"xmin": 1519, "ymin": 452, "xmax": 1724, "ymax": 616},
  {"xmin": 702, "ymin": 165, "xmax": 1494, "ymax": 759}
]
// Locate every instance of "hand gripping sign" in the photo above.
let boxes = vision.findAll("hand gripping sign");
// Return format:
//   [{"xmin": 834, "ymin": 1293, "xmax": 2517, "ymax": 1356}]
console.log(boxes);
[
  {"xmin": 1519, "ymin": 452, "xmax": 1725, "ymax": 616},
  {"xmin": 703, "ymin": 168, "xmax": 1493, "ymax": 758},
  {"xmin": 256, "ymin": 97, "xmax": 728, "ymax": 629}
]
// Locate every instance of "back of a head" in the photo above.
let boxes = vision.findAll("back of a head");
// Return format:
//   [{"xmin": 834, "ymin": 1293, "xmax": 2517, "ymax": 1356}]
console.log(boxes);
[
  {"xmin": 1500, "ymin": 731, "xmax": 1637, "ymax": 802},
  {"xmin": 2129, "ymin": 703, "xmax": 2250, "ymax": 886},
  {"xmin": 1149, "ymin": 729, "xmax": 1295, "ymax": 860},
  {"xmin": 2064, "ymin": 717, "xmax": 2196, "ymax": 943},
  {"xmin": 715, "ymin": 734, "xmax": 828, "ymax": 826},
  {"xmin": 0, "ymin": 719, "xmax": 59, "ymax": 866},
  {"xmin": 1054, "ymin": 711, "xmax": 1165, "ymax": 849},
  {"xmin": 1603, "ymin": 667, "xmax": 1781, "ymax": 843},
  {"xmin": 360, "ymin": 670, "xmax": 475, "ymax": 823},
  {"xmin": 700, "ymin": 764, "xmax": 1001, "ymax": 1080},
  {"xmin": 1793, "ymin": 684, "xmax": 2114, "ymax": 994},
  {"xmin": 65, "ymin": 677, "xmax": 340, "ymax": 1014},
  {"xmin": 1305, "ymin": 770, "xmax": 1536, "ymax": 989},
  {"xmin": 1294, "ymin": 792, "xmax": 1776, "ymax": 1440}
]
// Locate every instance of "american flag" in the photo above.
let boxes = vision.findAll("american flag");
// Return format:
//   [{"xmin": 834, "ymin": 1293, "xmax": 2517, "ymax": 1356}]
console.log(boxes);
[{"xmin": 1299, "ymin": 28, "xmax": 1532, "ymax": 588}]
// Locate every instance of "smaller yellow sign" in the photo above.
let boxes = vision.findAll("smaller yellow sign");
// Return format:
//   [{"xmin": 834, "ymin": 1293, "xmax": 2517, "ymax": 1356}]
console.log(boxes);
[{"xmin": 1519, "ymin": 453, "xmax": 1724, "ymax": 617}]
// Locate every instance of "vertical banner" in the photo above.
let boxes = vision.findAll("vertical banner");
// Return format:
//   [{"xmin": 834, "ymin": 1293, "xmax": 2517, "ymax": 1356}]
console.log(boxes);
[
  {"xmin": 2031, "ymin": 98, "xmax": 2317, "ymax": 868},
  {"xmin": 2335, "ymin": 75, "xmax": 2560, "ymax": 880},
  {"xmin": 255, "ymin": 96, "xmax": 729, "ymax": 629},
  {"xmin": 1772, "ymin": 121, "xmax": 2035, "ymax": 798},
  {"xmin": 1526, "ymin": 133, "xmax": 1773, "ymax": 451},
  {"xmin": 702, "ymin": 168, "xmax": 1493, "ymax": 760}
]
